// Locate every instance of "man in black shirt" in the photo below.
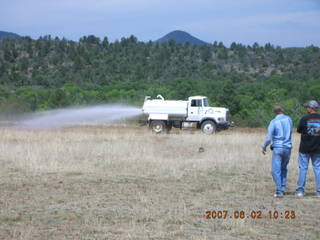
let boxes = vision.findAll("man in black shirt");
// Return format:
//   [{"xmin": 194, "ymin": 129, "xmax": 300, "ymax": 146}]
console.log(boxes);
[{"xmin": 296, "ymin": 100, "xmax": 320, "ymax": 197}]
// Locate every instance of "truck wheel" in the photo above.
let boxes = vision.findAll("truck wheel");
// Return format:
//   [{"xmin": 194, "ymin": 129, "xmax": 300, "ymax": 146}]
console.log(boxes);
[
  {"xmin": 150, "ymin": 121, "xmax": 166, "ymax": 134},
  {"xmin": 201, "ymin": 120, "xmax": 217, "ymax": 134}
]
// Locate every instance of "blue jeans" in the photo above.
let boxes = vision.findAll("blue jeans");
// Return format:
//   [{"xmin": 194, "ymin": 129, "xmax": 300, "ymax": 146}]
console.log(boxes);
[
  {"xmin": 296, "ymin": 153, "xmax": 320, "ymax": 195},
  {"xmin": 272, "ymin": 148, "xmax": 291, "ymax": 195}
]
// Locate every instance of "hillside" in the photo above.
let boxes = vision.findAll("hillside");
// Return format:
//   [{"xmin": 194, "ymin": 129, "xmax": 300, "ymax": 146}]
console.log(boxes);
[
  {"xmin": 0, "ymin": 31, "xmax": 20, "ymax": 40},
  {"xmin": 155, "ymin": 30, "xmax": 208, "ymax": 45},
  {"xmin": 0, "ymin": 35, "xmax": 319, "ymax": 126}
]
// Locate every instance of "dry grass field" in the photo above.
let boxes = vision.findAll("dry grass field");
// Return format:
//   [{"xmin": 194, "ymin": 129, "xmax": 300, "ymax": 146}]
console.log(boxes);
[{"xmin": 0, "ymin": 125, "xmax": 319, "ymax": 240}]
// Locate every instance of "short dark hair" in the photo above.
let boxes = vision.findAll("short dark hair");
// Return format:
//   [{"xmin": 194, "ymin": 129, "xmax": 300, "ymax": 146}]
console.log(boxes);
[{"xmin": 273, "ymin": 104, "xmax": 284, "ymax": 114}]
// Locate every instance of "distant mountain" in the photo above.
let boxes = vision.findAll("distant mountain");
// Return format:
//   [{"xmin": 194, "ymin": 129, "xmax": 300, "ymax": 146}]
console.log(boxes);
[
  {"xmin": 155, "ymin": 30, "xmax": 208, "ymax": 46},
  {"xmin": 0, "ymin": 31, "xmax": 20, "ymax": 40}
]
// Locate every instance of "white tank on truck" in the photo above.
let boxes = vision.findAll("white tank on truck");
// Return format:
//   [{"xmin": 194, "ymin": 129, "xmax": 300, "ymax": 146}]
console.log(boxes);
[
  {"xmin": 142, "ymin": 95, "xmax": 188, "ymax": 117},
  {"xmin": 140, "ymin": 95, "xmax": 232, "ymax": 134}
]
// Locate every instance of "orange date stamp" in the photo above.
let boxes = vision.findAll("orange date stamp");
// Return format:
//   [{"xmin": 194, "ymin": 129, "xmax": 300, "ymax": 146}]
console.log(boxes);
[{"xmin": 204, "ymin": 210, "xmax": 296, "ymax": 220}]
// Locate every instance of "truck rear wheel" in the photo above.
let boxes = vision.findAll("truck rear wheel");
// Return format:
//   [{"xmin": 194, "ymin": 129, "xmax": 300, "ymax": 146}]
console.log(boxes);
[
  {"xmin": 201, "ymin": 120, "xmax": 217, "ymax": 134},
  {"xmin": 150, "ymin": 121, "xmax": 166, "ymax": 134}
]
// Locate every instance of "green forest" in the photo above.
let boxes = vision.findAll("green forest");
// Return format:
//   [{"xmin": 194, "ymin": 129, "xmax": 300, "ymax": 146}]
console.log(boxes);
[{"xmin": 0, "ymin": 35, "xmax": 319, "ymax": 126}]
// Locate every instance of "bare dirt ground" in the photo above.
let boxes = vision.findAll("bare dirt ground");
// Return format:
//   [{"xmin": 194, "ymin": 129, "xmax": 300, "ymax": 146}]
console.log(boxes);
[{"xmin": 0, "ymin": 125, "xmax": 319, "ymax": 240}]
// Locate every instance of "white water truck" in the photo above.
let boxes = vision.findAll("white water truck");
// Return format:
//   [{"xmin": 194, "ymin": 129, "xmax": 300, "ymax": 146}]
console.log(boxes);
[{"xmin": 140, "ymin": 95, "xmax": 232, "ymax": 134}]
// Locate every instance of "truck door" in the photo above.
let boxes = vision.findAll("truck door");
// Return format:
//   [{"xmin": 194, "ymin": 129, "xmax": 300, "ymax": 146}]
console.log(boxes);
[{"xmin": 187, "ymin": 99, "xmax": 203, "ymax": 121}]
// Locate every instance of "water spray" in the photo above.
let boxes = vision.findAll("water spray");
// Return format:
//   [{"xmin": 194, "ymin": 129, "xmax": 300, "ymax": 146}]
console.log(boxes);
[{"xmin": 15, "ymin": 104, "xmax": 141, "ymax": 129}]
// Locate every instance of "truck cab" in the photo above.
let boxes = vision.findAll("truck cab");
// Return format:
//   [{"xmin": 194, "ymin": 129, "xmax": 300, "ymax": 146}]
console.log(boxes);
[
  {"xmin": 186, "ymin": 96, "xmax": 231, "ymax": 133},
  {"xmin": 187, "ymin": 96, "xmax": 208, "ymax": 121}
]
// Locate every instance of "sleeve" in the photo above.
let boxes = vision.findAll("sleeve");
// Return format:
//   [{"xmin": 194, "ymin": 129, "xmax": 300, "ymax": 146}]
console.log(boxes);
[
  {"xmin": 262, "ymin": 120, "xmax": 274, "ymax": 149},
  {"xmin": 297, "ymin": 117, "xmax": 305, "ymax": 134}
]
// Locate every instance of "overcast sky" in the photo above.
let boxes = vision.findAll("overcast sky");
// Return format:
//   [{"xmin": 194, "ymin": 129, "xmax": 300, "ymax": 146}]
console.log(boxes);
[{"xmin": 1, "ymin": 0, "xmax": 320, "ymax": 47}]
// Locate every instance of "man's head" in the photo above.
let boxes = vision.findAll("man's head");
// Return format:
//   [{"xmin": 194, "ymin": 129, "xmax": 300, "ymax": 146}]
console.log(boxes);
[
  {"xmin": 273, "ymin": 104, "xmax": 284, "ymax": 115},
  {"xmin": 304, "ymin": 100, "xmax": 319, "ymax": 114}
]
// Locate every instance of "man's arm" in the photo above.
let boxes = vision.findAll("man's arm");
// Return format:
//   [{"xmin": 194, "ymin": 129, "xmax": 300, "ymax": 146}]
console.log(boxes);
[
  {"xmin": 262, "ymin": 120, "xmax": 274, "ymax": 153},
  {"xmin": 289, "ymin": 117, "xmax": 293, "ymax": 131},
  {"xmin": 297, "ymin": 117, "xmax": 304, "ymax": 134}
]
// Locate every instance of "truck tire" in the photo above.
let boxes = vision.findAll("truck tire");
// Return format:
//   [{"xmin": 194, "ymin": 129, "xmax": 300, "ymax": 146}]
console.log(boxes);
[
  {"xmin": 150, "ymin": 121, "xmax": 166, "ymax": 134},
  {"xmin": 201, "ymin": 120, "xmax": 217, "ymax": 134}
]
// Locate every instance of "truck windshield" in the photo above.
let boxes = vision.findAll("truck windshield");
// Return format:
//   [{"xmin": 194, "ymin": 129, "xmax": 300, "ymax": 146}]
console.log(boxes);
[{"xmin": 203, "ymin": 98, "xmax": 209, "ymax": 107}]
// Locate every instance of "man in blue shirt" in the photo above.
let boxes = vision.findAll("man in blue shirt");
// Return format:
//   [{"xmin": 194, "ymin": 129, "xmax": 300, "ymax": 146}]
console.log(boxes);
[{"xmin": 262, "ymin": 105, "xmax": 293, "ymax": 198}]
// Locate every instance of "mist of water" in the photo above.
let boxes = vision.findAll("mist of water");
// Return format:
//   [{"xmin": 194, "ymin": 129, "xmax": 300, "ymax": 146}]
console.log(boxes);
[{"xmin": 16, "ymin": 104, "xmax": 142, "ymax": 129}]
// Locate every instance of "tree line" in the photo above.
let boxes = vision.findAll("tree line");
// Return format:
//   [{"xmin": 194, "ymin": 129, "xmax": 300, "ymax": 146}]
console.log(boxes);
[{"xmin": 0, "ymin": 35, "xmax": 319, "ymax": 126}]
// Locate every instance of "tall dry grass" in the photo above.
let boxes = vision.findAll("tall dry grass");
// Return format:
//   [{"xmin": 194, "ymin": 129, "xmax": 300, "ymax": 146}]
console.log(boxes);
[{"xmin": 0, "ymin": 126, "xmax": 319, "ymax": 240}]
